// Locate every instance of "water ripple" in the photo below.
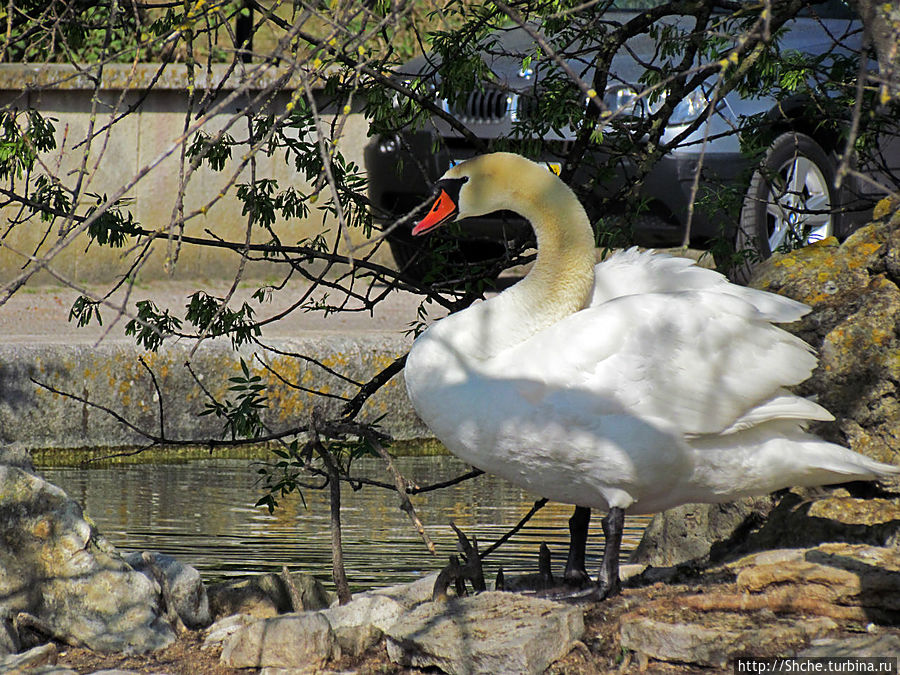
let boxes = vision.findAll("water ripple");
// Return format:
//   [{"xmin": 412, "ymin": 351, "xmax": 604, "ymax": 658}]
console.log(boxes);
[{"xmin": 39, "ymin": 455, "xmax": 650, "ymax": 593}]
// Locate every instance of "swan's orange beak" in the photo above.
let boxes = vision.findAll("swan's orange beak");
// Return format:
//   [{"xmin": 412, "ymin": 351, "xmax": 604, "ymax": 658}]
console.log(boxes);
[{"xmin": 412, "ymin": 188, "xmax": 459, "ymax": 236}]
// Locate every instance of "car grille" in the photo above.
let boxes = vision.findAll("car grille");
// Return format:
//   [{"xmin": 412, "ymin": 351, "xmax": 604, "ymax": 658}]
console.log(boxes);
[{"xmin": 443, "ymin": 87, "xmax": 536, "ymax": 124}]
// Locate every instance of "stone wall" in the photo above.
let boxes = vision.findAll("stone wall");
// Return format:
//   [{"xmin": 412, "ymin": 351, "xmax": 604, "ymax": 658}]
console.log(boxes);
[
  {"xmin": 0, "ymin": 334, "xmax": 425, "ymax": 450},
  {"xmin": 0, "ymin": 63, "xmax": 386, "ymax": 284}
]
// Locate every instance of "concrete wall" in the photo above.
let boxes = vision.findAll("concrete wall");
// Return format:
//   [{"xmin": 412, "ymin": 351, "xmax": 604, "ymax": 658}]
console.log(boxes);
[
  {"xmin": 0, "ymin": 334, "xmax": 426, "ymax": 450},
  {"xmin": 0, "ymin": 63, "xmax": 389, "ymax": 284}
]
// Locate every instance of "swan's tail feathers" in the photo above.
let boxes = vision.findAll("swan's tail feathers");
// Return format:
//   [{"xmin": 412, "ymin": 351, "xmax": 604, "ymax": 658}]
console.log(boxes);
[
  {"xmin": 728, "ymin": 287, "xmax": 810, "ymax": 324},
  {"xmin": 789, "ymin": 440, "xmax": 900, "ymax": 488},
  {"xmin": 694, "ymin": 424, "xmax": 900, "ymax": 499}
]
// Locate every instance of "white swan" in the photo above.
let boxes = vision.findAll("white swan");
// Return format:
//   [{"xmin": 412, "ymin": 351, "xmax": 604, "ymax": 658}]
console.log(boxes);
[{"xmin": 404, "ymin": 152, "xmax": 899, "ymax": 597}]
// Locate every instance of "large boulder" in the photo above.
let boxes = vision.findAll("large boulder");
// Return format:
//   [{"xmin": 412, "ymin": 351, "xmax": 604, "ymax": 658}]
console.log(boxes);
[
  {"xmin": 619, "ymin": 612, "xmax": 836, "ymax": 669},
  {"xmin": 0, "ymin": 463, "xmax": 175, "ymax": 653},
  {"xmin": 629, "ymin": 496, "xmax": 775, "ymax": 568},
  {"xmin": 219, "ymin": 612, "xmax": 337, "ymax": 670},
  {"xmin": 634, "ymin": 213, "xmax": 900, "ymax": 569},
  {"xmin": 730, "ymin": 543, "xmax": 900, "ymax": 620},
  {"xmin": 751, "ymin": 215, "xmax": 900, "ymax": 466},
  {"xmin": 321, "ymin": 589, "xmax": 415, "ymax": 657},
  {"xmin": 207, "ymin": 570, "xmax": 332, "ymax": 620},
  {"xmin": 385, "ymin": 591, "xmax": 585, "ymax": 675},
  {"xmin": 124, "ymin": 551, "xmax": 211, "ymax": 629},
  {"xmin": 631, "ymin": 487, "xmax": 900, "ymax": 569},
  {"xmin": 621, "ymin": 543, "xmax": 900, "ymax": 668}
]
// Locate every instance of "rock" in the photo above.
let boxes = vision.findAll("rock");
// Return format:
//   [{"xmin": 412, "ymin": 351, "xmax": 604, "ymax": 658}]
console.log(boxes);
[
  {"xmin": 807, "ymin": 495, "xmax": 900, "ymax": 527},
  {"xmin": 799, "ymin": 633, "xmax": 900, "ymax": 657},
  {"xmin": 0, "ymin": 465, "xmax": 175, "ymax": 653},
  {"xmin": 0, "ymin": 442, "xmax": 34, "ymax": 471},
  {"xmin": 321, "ymin": 593, "xmax": 407, "ymax": 656},
  {"xmin": 752, "ymin": 220, "xmax": 900, "ymax": 467},
  {"xmin": 751, "ymin": 226, "xmax": 882, "ymax": 307},
  {"xmin": 385, "ymin": 591, "xmax": 584, "ymax": 675},
  {"xmin": 367, "ymin": 571, "xmax": 440, "ymax": 609},
  {"xmin": 619, "ymin": 612, "xmax": 836, "ymax": 668},
  {"xmin": 0, "ymin": 642, "xmax": 59, "ymax": 672},
  {"xmin": 629, "ymin": 496, "xmax": 775, "ymax": 567},
  {"xmin": 124, "ymin": 551, "xmax": 211, "ymax": 628},
  {"xmin": 731, "ymin": 543, "xmax": 900, "ymax": 620},
  {"xmin": 0, "ymin": 614, "xmax": 18, "ymax": 656},
  {"xmin": 208, "ymin": 571, "xmax": 332, "ymax": 620},
  {"xmin": 737, "ymin": 489, "xmax": 900, "ymax": 554},
  {"xmin": 202, "ymin": 613, "xmax": 256, "ymax": 651},
  {"xmin": 219, "ymin": 612, "xmax": 337, "ymax": 669}
]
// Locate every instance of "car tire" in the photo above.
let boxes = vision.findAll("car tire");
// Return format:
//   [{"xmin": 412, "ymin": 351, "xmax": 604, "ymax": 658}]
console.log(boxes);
[{"xmin": 733, "ymin": 132, "xmax": 842, "ymax": 282}]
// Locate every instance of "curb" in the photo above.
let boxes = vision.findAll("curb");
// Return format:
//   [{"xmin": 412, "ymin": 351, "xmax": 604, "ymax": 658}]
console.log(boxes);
[{"xmin": 0, "ymin": 333, "xmax": 428, "ymax": 451}]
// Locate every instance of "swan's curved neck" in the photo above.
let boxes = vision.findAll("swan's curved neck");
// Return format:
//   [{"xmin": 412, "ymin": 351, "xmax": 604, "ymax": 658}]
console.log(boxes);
[
  {"xmin": 427, "ymin": 166, "xmax": 597, "ymax": 362},
  {"xmin": 512, "ymin": 182, "xmax": 597, "ymax": 325}
]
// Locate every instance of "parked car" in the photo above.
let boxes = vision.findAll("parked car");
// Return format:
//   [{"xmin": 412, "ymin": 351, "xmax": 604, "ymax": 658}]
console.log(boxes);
[{"xmin": 365, "ymin": 0, "xmax": 900, "ymax": 282}]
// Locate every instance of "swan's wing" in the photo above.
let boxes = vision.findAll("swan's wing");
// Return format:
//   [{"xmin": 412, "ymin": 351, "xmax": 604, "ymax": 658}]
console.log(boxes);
[
  {"xmin": 591, "ymin": 248, "xmax": 810, "ymax": 323},
  {"xmin": 490, "ymin": 289, "xmax": 830, "ymax": 437}
]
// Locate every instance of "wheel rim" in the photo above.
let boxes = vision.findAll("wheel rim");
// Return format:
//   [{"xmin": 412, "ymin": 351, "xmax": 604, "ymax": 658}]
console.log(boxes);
[{"xmin": 764, "ymin": 154, "xmax": 833, "ymax": 252}]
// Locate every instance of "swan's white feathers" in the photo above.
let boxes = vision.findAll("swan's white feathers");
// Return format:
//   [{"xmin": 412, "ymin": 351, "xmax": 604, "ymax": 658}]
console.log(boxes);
[
  {"xmin": 489, "ymin": 289, "xmax": 822, "ymax": 436},
  {"xmin": 404, "ymin": 152, "xmax": 899, "ymax": 516},
  {"xmin": 592, "ymin": 248, "xmax": 810, "ymax": 323},
  {"xmin": 718, "ymin": 391, "xmax": 833, "ymax": 435}
]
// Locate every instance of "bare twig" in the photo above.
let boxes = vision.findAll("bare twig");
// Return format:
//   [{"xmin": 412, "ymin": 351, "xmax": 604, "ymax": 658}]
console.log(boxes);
[
  {"xmin": 280, "ymin": 564, "xmax": 305, "ymax": 612},
  {"xmin": 480, "ymin": 498, "xmax": 549, "ymax": 560},
  {"xmin": 365, "ymin": 429, "xmax": 436, "ymax": 555},
  {"xmin": 310, "ymin": 407, "xmax": 352, "ymax": 605}
]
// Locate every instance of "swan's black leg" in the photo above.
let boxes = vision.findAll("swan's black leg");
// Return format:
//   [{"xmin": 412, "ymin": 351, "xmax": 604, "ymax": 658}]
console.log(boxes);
[
  {"xmin": 597, "ymin": 506, "xmax": 625, "ymax": 599},
  {"xmin": 564, "ymin": 506, "xmax": 592, "ymax": 586}
]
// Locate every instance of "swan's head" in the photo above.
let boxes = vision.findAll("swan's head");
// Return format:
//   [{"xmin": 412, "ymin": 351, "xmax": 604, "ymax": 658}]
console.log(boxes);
[{"xmin": 412, "ymin": 152, "xmax": 554, "ymax": 236}]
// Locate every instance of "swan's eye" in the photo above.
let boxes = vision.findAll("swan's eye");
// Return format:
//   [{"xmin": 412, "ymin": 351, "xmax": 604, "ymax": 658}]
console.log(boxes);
[{"xmin": 438, "ymin": 176, "xmax": 468, "ymax": 203}]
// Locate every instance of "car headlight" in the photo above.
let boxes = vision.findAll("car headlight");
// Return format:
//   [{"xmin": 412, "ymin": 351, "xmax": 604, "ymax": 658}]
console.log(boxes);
[
  {"xmin": 378, "ymin": 136, "xmax": 399, "ymax": 154},
  {"xmin": 669, "ymin": 87, "xmax": 712, "ymax": 125},
  {"xmin": 603, "ymin": 85, "xmax": 644, "ymax": 118},
  {"xmin": 602, "ymin": 84, "xmax": 716, "ymax": 125}
]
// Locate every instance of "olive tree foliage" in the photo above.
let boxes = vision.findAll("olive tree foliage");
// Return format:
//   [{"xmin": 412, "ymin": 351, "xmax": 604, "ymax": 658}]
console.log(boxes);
[{"xmin": 0, "ymin": 0, "xmax": 896, "ymax": 597}]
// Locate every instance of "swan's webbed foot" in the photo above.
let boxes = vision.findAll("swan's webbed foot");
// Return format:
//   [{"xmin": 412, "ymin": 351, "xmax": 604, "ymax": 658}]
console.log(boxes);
[
  {"xmin": 563, "ymin": 567, "xmax": 593, "ymax": 588},
  {"xmin": 432, "ymin": 522, "xmax": 486, "ymax": 601}
]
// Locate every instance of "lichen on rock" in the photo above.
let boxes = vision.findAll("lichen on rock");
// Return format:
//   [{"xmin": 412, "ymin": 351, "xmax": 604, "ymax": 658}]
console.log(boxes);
[
  {"xmin": 0, "ymin": 460, "xmax": 175, "ymax": 653},
  {"xmin": 752, "ymin": 216, "xmax": 900, "ymax": 467}
]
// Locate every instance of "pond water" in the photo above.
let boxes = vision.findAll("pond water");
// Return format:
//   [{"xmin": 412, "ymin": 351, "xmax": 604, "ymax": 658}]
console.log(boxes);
[{"xmin": 38, "ymin": 455, "xmax": 651, "ymax": 593}]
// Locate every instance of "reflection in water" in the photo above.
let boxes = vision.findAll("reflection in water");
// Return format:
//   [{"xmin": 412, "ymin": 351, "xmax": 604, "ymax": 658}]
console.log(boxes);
[{"xmin": 39, "ymin": 455, "xmax": 650, "ymax": 593}]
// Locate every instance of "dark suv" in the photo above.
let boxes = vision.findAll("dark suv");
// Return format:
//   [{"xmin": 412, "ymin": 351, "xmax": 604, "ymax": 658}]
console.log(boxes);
[{"xmin": 366, "ymin": 1, "xmax": 899, "ymax": 281}]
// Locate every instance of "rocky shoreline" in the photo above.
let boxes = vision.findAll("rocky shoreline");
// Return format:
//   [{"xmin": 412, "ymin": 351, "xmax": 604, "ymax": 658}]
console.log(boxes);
[{"xmin": 3, "ymin": 211, "xmax": 900, "ymax": 674}]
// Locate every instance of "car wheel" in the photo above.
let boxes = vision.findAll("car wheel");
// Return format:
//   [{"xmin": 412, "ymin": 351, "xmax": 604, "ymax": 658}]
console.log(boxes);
[{"xmin": 734, "ymin": 132, "xmax": 841, "ymax": 280}]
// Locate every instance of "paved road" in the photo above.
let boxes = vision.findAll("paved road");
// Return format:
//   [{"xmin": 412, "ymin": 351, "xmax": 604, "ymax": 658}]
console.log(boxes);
[
  {"xmin": 0, "ymin": 278, "xmax": 431, "ymax": 344},
  {"xmin": 1, "ymin": 247, "xmax": 707, "ymax": 344}
]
